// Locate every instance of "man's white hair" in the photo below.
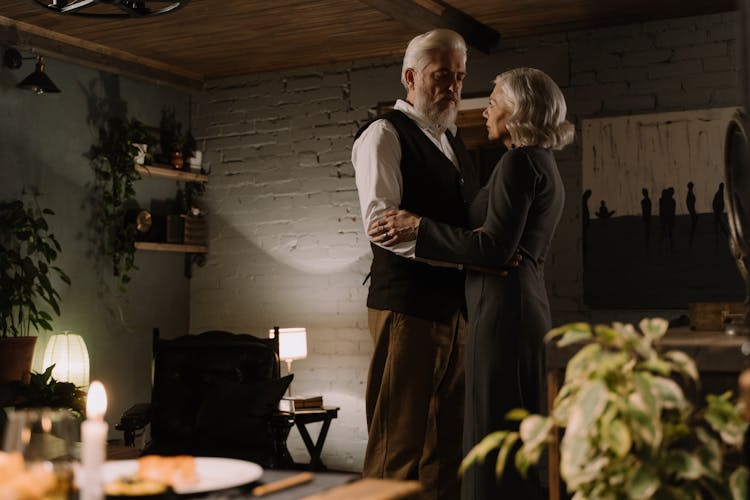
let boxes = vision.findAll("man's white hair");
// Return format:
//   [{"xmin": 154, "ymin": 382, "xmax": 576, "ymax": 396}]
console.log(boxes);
[{"xmin": 401, "ymin": 29, "xmax": 467, "ymax": 90}]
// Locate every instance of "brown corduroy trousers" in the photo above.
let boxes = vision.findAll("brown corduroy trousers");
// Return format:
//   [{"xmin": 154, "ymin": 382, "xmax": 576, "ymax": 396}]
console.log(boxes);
[{"xmin": 363, "ymin": 308, "xmax": 466, "ymax": 500}]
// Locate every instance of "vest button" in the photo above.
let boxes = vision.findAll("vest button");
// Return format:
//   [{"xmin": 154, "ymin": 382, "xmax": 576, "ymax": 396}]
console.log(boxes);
[{"xmin": 459, "ymin": 177, "xmax": 465, "ymax": 186}]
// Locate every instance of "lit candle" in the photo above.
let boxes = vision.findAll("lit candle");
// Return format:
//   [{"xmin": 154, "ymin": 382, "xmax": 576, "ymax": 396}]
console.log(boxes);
[{"xmin": 81, "ymin": 381, "xmax": 108, "ymax": 500}]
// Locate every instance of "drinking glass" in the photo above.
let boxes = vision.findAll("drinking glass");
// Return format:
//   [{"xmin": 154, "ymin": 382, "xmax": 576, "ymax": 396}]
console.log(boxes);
[{"xmin": 2, "ymin": 408, "xmax": 80, "ymax": 499}]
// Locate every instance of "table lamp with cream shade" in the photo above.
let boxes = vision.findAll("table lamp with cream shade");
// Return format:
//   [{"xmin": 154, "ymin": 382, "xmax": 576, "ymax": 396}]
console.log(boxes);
[
  {"xmin": 269, "ymin": 327, "xmax": 307, "ymax": 396},
  {"xmin": 42, "ymin": 330, "xmax": 90, "ymax": 389}
]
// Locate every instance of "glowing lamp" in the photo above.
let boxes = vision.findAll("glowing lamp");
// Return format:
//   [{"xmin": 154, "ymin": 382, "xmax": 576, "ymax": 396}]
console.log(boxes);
[
  {"xmin": 42, "ymin": 331, "xmax": 90, "ymax": 388},
  {"xmin": 269, "ymin": 327, "xmax": 307, "ymax": 396}
]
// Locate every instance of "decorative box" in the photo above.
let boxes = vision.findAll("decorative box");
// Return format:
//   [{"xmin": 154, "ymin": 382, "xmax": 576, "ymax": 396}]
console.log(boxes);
[
  {"xmin": 183, "ymin": 216, "xmax": 207, "ymax": 246},
  {"xmin": 688, "ymin": 302, "xmax": 745, "ymax": 331}
]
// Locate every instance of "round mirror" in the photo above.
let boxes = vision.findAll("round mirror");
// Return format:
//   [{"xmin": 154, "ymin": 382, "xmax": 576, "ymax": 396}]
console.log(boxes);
[{"xmin": 724, "ymin": 111, "xmax": 750, "ymax": 280}]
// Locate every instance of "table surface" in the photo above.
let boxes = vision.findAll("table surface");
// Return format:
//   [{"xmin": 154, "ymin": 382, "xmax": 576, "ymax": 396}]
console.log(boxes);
[
  {"xmin": 188, "ymin": 469, "xmax": 360, "ymax": 499},
  {"xmin": 284, "ymin": 406, "xmax": 339, "ymax": 423},
  {"xmin": 102, "ymin": 444, "xmax": 362, "ymax": 499}
]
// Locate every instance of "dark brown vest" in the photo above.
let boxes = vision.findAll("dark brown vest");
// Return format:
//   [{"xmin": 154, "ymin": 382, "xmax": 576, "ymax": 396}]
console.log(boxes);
[{"xmin": 356, "ymin": 110, "xmax": 479, "ymax": 322}]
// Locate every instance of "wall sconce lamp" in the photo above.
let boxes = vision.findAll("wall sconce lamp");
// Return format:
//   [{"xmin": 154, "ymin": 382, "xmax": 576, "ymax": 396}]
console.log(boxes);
[
  {"xmin": 3, "ymin": 48, "xmax": 62, "ymax": 94},
  {"xmin": 269, "ymin": 327, "xmax": 307, "ymax": 396},
  {"xmin": 42, "ymin": 330, "xmax": 90, "ymax": 389}
]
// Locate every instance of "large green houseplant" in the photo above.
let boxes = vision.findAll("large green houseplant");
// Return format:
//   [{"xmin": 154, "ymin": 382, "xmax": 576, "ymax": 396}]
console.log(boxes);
[
  {"xmin": 0, "ymin": 200, "xmax": 70, "ymax": 382},
  {"xmin": 461, "ymin": 318, "xmax": 748, "ymax": 499}
]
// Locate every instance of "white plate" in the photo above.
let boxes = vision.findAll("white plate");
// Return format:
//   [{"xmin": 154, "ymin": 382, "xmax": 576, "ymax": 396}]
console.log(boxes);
[{"xmin": 102, "ymin": 456, "xmax": 263, "ymax": 494}]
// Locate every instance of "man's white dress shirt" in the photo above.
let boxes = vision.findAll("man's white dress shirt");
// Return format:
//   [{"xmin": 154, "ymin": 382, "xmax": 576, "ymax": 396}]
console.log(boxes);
[{"xmin": 352, "ymin": 99, "xmax": 462, "ymax": 259}]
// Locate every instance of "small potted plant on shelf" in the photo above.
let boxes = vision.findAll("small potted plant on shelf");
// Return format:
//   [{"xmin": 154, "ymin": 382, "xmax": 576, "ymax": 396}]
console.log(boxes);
[
  {"xmin": 184, "ymin": 131, "xmax": 203, "ymax": 173},
  {"xmin": 170, "ymin": 133, "xmax": 185, "ymax": 170},
  {"xmin": 129, "ymin": 121, "xmax": 153, "ymax": 167},
  {"xmin": 461, "ymin": 318, "xmax": 748, "ymax": 499},
  {"xmin": 0, "ymin": 199, "xmax": 70, "ymax": 383},
  {"xmin": 159, "ymin": 106, "xmax": 184, "ymax": 169}
]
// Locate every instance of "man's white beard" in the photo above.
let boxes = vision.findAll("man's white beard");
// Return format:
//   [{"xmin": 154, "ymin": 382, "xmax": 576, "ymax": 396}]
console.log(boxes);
[{"xmin": 414, "ymin": 85, "xmax": 458, "ymax": 129}]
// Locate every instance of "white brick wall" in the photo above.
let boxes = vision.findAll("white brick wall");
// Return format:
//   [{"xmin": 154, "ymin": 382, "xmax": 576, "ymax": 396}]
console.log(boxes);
[{"xmin": 190, "ymin": 11, "xmax": 741, "ymax": 471}]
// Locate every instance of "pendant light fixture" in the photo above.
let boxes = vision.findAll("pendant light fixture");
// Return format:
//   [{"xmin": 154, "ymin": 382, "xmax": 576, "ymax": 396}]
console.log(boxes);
[
  {"xmin": 17, "ymin": 56, "xmax": 61, "ymax": 94},
  {"xmin": 30, "ymin": 0, "xmax": 190, "ymax": 18}
]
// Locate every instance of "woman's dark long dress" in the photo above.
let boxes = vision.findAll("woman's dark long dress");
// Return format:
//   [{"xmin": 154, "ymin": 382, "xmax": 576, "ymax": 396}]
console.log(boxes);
[{"xmin": 415, "ymin": 146, "xmax": 565, "ymax": 500}]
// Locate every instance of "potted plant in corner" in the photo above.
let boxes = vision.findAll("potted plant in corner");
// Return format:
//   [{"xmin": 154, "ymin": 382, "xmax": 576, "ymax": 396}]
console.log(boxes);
[
  {"xmin": 0, "ymin": 199, "xmax": 70, "ymax": 383},
  {"xmin": 461, "ymin": 318, "xmax": 748, "ymax": 499},
  {"xmin": 11, "ymin": 364, "xmax": 86, "ymax": 417}
]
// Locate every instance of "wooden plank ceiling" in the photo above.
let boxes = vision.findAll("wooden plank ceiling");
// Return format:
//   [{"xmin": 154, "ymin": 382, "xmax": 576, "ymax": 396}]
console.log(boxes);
[{"xmin": 0, "ymin": 0, "xmax": 737, "ymax": 90}]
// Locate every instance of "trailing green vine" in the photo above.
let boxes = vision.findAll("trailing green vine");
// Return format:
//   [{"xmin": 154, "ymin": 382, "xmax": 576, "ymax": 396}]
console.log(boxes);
[{"xmin": 89, "ymin": 117, "xmax": 153, "ymax": 288}]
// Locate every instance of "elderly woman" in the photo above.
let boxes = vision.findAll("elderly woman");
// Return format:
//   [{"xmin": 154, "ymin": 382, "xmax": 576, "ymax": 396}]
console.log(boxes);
[{"xmin": 369, "ymin": 67, "xmax": 574, "ymax": 499}]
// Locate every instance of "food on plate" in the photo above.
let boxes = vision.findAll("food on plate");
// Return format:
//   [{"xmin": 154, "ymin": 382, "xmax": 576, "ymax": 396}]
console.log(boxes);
[
  {"xmin": 104, "ymin": 476, "xmax": 172, "ymax": 499},
  {"xmin": 0, "ymin": 451, "xmax": 59, "ymax": 500},
  {"xmin": 136, "ymin": 455, "xmax": 198, "ymax": 488}
]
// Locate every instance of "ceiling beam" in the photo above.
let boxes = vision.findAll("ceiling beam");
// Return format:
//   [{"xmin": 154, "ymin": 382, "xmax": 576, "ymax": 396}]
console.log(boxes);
[
  {"xmin": 0, "ymin": 15, "xmax": 204, "ymax": 91},
  {"xmin": 360, "ymin": 0, "xmax": 500, "ymax": 54}
]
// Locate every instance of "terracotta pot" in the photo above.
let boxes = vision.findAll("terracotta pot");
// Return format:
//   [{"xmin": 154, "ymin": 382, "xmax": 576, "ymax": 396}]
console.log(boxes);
[
  {"xmin": 170, "ymin": 151, "xmax": 184, "ymax": 169},
  {"xmin": 0, "ymin": 336, "xmax": 37, "ymax": 384}
]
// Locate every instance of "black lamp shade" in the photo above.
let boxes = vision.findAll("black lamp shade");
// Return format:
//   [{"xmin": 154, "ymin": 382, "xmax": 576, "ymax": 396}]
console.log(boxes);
[{"xmin": 17, "ymin": 57, "xmax": 61, "ymax": 94}]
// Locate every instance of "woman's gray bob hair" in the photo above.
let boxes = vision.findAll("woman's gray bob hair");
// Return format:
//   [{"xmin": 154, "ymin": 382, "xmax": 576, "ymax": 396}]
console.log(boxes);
[{"xmin": 494, "ymin": 67, "xmax": 574, "ymax": 150}]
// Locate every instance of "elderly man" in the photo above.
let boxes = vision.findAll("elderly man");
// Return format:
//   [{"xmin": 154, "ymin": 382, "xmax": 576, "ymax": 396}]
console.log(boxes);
[{"xmin": 352, "ymin": 29, "xmax": 478, "ymax": 499}]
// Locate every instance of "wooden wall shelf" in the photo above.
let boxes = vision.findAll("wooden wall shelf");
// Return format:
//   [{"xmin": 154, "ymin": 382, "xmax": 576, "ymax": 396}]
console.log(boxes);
[
  {"xmin": 134, "ymin": 163, "xmax": 209, "ymax": 278},
  {"xmin": 135, "ymin": 164, "xmax": 208, "ymax": 183},
  {"xmin": 134, "ymin": 242, "xmax": 208, "ymax": 253}
]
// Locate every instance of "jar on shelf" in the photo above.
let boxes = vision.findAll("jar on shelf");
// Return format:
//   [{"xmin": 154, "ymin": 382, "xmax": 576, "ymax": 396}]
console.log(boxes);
[{"xmin": 170, "ymin": 151, "xmax": 184, "ymax": 169}]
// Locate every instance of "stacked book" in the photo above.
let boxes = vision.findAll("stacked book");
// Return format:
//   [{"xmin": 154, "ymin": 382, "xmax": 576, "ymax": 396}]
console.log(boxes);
[{"xmin": 279, "ymin": 394, "xmax": 323, "ymax": 413}]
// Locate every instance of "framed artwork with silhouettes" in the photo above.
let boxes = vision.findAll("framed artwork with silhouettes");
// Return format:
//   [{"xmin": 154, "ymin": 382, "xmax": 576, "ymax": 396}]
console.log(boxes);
[{"xmin": 581, "ymin": 107, "xmax": 745, "ymax": 308}]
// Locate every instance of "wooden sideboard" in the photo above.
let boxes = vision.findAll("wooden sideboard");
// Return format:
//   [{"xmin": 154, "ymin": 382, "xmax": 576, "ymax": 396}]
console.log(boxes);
[{"xmin": 545, "ymin": 327, "xmax": 749, "ymax": 500}]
